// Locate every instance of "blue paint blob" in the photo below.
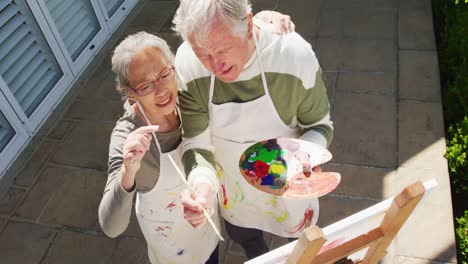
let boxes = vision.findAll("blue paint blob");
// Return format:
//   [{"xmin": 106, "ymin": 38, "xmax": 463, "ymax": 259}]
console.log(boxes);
[
  {"xmin": 241, "ymin": 156, "xmax": 255, "ymax": 170},
  {"xmin": 261, "ymin": 175, "xmax": 274, "ymax": 186}
]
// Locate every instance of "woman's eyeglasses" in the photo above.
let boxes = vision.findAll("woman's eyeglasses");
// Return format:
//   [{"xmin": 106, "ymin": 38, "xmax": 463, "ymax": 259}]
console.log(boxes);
[{"xmin": 131, "ymin": 65, "xmax": 175, "ymax": 96}]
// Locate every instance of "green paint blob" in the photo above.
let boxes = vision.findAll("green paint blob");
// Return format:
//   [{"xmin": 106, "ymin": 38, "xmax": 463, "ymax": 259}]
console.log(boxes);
[{"xmin": 249, "ymin": 149, "xmax": 279, "ymax": 163}]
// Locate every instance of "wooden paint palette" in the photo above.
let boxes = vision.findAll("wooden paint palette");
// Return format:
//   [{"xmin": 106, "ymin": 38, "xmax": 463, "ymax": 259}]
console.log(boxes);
[{"xmin": 239, "ymin": 138, "xmax": 341, "ymax": 198}]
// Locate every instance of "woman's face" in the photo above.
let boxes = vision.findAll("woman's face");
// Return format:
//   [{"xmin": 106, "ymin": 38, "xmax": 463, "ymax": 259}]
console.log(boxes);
[{"xmin": 127, "ymin": 48, "xmax": 178, "ymax": 117}]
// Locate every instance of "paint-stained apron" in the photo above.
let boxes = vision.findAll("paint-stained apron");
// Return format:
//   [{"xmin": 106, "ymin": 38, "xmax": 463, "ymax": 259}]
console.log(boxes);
[
  {"xmin": 209, "ymin": 32, "xmax": 319, "ymax": 238},
  {"xmin": 135, "ymin": 103, "xmax": 219, "ymax": 264}
]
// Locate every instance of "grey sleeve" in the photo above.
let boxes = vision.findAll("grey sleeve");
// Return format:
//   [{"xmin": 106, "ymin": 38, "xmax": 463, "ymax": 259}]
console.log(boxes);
[{"xmin": 98, "ymin": 123, "xmax": 136, "ymax": 238}]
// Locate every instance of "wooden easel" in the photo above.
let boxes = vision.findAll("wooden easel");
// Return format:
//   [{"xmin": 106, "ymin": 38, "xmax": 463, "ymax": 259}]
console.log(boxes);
[
  {"xmin": 246, "ymin": 179, "xmax": 437, "ymax": 264},
  {"xmin": 288, "ymin": 180, "xmax": 426, "ymax": 264}
]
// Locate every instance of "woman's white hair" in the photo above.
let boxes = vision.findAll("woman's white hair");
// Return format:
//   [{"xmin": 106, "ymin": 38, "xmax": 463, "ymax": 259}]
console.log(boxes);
[
  {"xmin": 172, "ymin": 0, "xmax": 252, "ymax": 46},
  {"xmin": 111, "ymin": 31, "xmax": 174, "ymax": 97}
]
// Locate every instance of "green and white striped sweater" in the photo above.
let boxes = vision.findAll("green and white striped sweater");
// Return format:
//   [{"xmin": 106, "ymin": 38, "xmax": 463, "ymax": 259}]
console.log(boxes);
[{"xmin": 175, "ymin": 20, "xmax": 333, "ymax": 184}]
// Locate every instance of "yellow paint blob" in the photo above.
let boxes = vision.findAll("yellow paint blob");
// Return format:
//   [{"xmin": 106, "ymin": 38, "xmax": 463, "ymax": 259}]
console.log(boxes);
[
  {"xmin": 265, "ymin": 211, "xmax": 289, "ymax": 223},
  {"xmin": 270, "ymin": 164, "xmax": 286, "ymax": 175}
]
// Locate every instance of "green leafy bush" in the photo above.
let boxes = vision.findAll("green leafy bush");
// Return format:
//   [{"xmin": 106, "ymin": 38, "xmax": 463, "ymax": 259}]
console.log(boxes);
[
  {"xmin": 456, "ymin": 210, "xmax": 468, "ymax": 263},
  {"xmin": 434, "ymin": 1, "xmax": 468, "ymax": 124},
  {"xmin": 432, "ymin": 0, "xmax": 468, "ymax": 261},
  {"xmin": 445, "ymin": 117, "xmax": 468, "ymax": 194}
]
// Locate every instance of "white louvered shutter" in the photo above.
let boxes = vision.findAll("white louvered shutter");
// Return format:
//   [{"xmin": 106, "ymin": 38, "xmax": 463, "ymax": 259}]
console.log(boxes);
[
  {"xmin": 0, "ymin": 0, "xmax": 63, "ymax": 117},
  {"xmin": 0, "ymin": 111, "xmax": 15, "ymax": 152},
  {"xmin": 103, "ymin": 0, "xmax": 124, "ymax": 18},
  {"xmin": 43, "ymin": 0, "xmax": 102, "ymax": 61}
]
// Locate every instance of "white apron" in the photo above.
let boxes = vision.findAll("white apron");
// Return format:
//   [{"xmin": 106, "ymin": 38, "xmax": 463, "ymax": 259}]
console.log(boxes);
[
  {"xmin": 135, "ymin": 103, "xmax": 219, "ymax": 264},
  {"xmin": 209, "ymin": 32, "xmax": 319, "ymax": 238}
]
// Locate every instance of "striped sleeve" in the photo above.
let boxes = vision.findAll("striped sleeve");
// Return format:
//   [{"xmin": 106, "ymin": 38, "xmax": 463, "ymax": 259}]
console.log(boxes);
[
  {"xmin": 297, "ymin": 69, "xmax": 333, "ymax": 148},
  {"xmin": 176, "ymin": 44, "xmax": 219, "ymax": 188}
]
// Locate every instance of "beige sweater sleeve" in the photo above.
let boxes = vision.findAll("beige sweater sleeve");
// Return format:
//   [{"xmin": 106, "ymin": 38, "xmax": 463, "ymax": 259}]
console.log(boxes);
[{"xmin": 98, "ymin": 121, "xmax": 137, "ymax": 238}]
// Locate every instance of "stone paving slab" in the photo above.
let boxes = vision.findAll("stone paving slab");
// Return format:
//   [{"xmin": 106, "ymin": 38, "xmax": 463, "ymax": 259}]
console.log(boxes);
[
  {"xmin": 13, "ymin": 140, "xmax": 60, "ymax": 187},
  {"xmin": 0, "ymin": 217, "xmax": 5, "ymax": 229},
  {"xmin": 108, "ymin": 237, "xmax": 148, "ymax": 264},
  {"xmin": 89, "ymin": 70, "xmax": 124, "ymax": 102},
  {"xmin": 396, "ymin": 195, "xmax": 456, "ymax": 262},
  {"xmin": 325, "ymin": 163, "xmax": 397, "ymax": 200},
  {"xmin": 77, "ymin": 68, "xmax": 123, "ymax": 102},
  {"xmin": 316, "ymin": 194, "xmax": 378, "ymax": 227},
  {"xmin": 250, "ymin": 0, "xmax": 278, "ymax": 13},
  {"xmin": 398, "ymin": 0, "xmax": 437, "ymax": 50},
  {"xmin": 330, "ymin": 92, "xmax": 397, "ymax": 167},
  {"xmin": 129, "ymin": 1, "xmax": 178, "ymax": 28},
  {"xmin": 16, "ymin": 166, "xmax": 106, "ymax": 230},
  {"xmin": 323, "ymin": 0, "xmax": 397, "ymax": 9},
  {"xmin": 0, "ymin": 221, "xmax": 56, "ymax": 263},
  {"xmin": 41, "ymin": 230, "xmax": 116, "ymax": 264},
  {"xmin": 395, "ymin": 257, "xmax": 456, "ymax": 264},
  {"xmin": 315, "ymin": 38, "xmax": 397, "ymax": 72},
  {"xmin": 399, "ymin": 50, "xmax": 442, "ymax": 101},
  {"xmin": 0, "ymin": 187, "xmax": 26, "ymax": 217},
  {"xmin": 46, "ymin": 121, "xmax": 75, "ymax": 141},
  {"xmin": 38, "ymin": 169, "xmax": 106, "ymax": 230},
  {"xmin": 158, "ymin": 32, "xmax": 183, "ymax": 52},
  {"xmin": 336, "ymin": 72, "xmax": 396, "ymax": 96},
  {"xmin": 76, "ymin": 66, "xmax": 115, "ymax": 101},
  {"xmin": 64, "ymin": 99, "xmax": 124, "ymax": 122},
  {"xmin": 322, "ymin": 71, "xmax": 337, "ymax": 110},
  {"xmin": 318, "ymin": 8, "xmax": 396, "ymax": 40},
  {"xmin": 15, "ymin": 166, "xmax": 67, "ymax": 221},
  {"xmin": 276, "ymin": 0, "xmax": 322, "ymax": 37},
  {"xmin": 398, "ymin": 101, "xmax": 446, "ymax": 168},
  {"xmin": 51, "ymin": 121, "xmax": 114, "ymax": 171}
]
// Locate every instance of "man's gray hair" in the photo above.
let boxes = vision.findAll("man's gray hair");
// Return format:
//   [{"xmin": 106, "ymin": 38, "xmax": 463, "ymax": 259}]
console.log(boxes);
[
  {"xmin": 172, "ymin": 0, "xmax": 252, "ymax": 45},
  {"xmin": 111, "ymin": 31, "xmax": 174, "ymax": 97}
]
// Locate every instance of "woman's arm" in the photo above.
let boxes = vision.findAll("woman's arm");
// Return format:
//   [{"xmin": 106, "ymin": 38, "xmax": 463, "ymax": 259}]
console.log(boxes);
[{"xmin": 98, "ymin": 124, "xmax": 141, "ymax": 237}]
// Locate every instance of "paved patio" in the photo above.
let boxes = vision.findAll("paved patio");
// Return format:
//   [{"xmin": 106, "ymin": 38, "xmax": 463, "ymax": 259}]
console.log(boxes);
[{"xmin": 0, "ymin": 0, "xmax": 457, "ymax": 263}]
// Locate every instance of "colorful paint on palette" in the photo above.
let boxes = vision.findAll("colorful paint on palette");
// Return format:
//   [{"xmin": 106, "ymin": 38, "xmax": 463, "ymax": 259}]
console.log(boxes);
[{"xmin": 240, "ymin": 139, "xmax": 288, "ymax": 190}]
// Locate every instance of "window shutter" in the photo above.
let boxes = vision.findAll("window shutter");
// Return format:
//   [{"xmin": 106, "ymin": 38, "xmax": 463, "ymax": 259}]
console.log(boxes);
[
  {"xmin": 103, "ymin": 0, "xmax": 124, "ymax": 17},
  {"xmin": 0, "ymin": 111, "xmax": 15, "ymax": 152},
  {"xmin": 0, "ymin": 0, "xmax": 63, "ymax": 116},
  {"xmin": 44, "ymin": 0, "xmax": 101, "ymax": 60}
]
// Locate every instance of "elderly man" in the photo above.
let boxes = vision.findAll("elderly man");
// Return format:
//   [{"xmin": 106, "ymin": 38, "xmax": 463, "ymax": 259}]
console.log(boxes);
[{"xmin": 173, "ymin": 0, "xmax": 333, "ymax": 259}]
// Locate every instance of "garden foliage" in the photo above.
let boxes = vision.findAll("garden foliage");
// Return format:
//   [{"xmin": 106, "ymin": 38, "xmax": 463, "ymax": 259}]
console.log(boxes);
[
  {"xmin": 432, "ymin": 0, "xmax": 468, "ymax": 261},
  {"xmin": 457, "ymin": 211, "xmax": 468, "ymax": 264}
]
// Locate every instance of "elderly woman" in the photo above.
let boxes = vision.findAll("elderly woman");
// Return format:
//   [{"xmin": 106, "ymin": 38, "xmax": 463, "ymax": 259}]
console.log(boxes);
[
  {"xmin": 98, "ymin": 13, "xmax": 295, "ymax": 264},
  {"xmin": 98, "ymin": 32, "xmax": 220, "ymax": 263}
]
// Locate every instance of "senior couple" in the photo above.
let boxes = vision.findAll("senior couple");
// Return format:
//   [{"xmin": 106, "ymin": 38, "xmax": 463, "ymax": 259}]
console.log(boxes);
[{"xmin": 98, "ymin": 0, "xmax": 333, "ymax": 263}]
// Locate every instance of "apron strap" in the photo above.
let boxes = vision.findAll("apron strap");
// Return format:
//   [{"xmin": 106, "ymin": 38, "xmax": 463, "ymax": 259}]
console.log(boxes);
[
  {"xmin": 252, "ymin": 29, "xmax": 270, "ymax": 97},
  {"xmin": 209, "ymin": 27, "xmax": 270, "ymax": 101},
  {"xmin": 136, "ymin": 101, "xmax": 163, "ymax": 154},
  {"xmin": 209, "ymin": 74, "xmax": 215, "ymax": 102}
]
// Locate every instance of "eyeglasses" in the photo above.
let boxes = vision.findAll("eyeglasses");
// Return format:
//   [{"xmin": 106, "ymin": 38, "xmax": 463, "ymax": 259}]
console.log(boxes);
[{"xmin": 130, "ymin": 65, "xmax": 175, "ymax": 96}]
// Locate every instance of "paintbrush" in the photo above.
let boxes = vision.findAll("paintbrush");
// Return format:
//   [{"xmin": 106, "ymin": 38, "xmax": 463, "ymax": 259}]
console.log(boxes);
[{"xmin": 168, "ymin": 154, "xmax": 224, "ymax": 241}]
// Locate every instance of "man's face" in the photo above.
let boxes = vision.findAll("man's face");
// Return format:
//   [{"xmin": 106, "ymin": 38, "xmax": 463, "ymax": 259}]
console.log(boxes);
[{"xmin": 190, "ymin": 16, "xmax": 253, "ymax": 83}]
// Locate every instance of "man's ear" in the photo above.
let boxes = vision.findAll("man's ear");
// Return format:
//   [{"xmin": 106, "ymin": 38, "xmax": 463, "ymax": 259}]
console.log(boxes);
[{"xmin": 246, "ymin": 12, "xmax": 254, "ymax": 38}]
